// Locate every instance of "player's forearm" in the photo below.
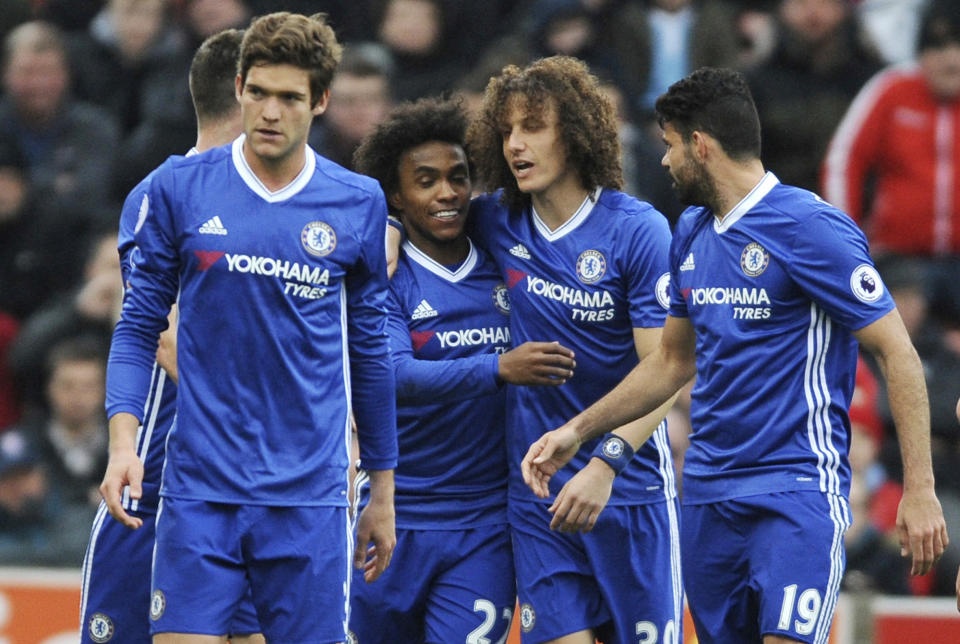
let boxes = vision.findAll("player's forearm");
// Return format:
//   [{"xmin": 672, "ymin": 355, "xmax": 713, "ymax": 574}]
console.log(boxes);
[
  {"xmin": 876, "ymin": 345, "xmax": 935, "ymax": 489},
  {"xmin": 611, "ymin": 392, "xmax": 681, "ymax": 451},
  {"xmin": 394, "ymin": 353, "xmax": 500, "ymax": 403},
  {"xmin": 570, "ymin": 348, "xmax": 691, "ymax": 444},
  {"xmin": 364, "ymin": 468, "xmax": 395, "ymax": 505},
  {"xmin": 108, "ymin": 412, "xmax": 140, "ymax": 453}
]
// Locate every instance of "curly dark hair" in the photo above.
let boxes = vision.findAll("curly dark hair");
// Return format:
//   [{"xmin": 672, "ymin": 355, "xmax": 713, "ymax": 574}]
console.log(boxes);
[
  {"xmin": 353, "ymin": 96, "xmax": 470, "ymax": 214},
  {"xmin": 239, "ymin": 12, "xmax": 342, "ymax": 107},
  {"xmin": 466, "ymin": 55, "xmax": 622, "ymax": 212},
  {"xmin": 654, "ymin": 67, "xmax": 761, "ymax": 161}
]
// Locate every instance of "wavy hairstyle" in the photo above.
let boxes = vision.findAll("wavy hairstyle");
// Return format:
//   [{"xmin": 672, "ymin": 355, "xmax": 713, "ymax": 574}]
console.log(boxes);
[
  {"xmin": 238, "ymin": 12, "xmax": 342, "ymax": 107},
  {"xmin": 466, "ymin": 55, "xmax": 622, "ymax": 212},
  {"xmin": 353, "ymin": 96, "xmax": 470, "ymax": 215}
]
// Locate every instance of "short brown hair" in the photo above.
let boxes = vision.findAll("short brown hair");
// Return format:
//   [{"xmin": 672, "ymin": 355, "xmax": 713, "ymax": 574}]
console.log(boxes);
[
  {"xmin": 466, "ymin": 55, "xmax": 622, "ymax": 212},
  {"xmin": 238, "ymin": 12, "xmax": 343, "ymax": 107},
  {"xmin": 190, "ymin": 28, "xmax": 244, "ymax": 125}
]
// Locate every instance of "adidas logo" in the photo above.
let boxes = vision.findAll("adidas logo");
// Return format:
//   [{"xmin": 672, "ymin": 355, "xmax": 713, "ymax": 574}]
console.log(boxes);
[
  {"xmin": 411, "ymin": 299, "xmax": 438, "ymax": 320},
  {"xmin": 509, "ymin": 244, "xmax": 531, "ymax": 259},
  {"xmin": 198, "ymin": 216, "xmax": 228, "ymax": 235},
  {"xmin": 680, "ymin": 252, "xmax": 695, "ymax": 272}
]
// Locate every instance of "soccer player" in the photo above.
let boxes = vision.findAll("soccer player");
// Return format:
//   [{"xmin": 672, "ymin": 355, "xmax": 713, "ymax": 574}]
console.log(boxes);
[
  {"xmin": 81, "ymin": 29, "xmax": 264, "ymax": 644},
  {"xmin": 465, "ymin": 56, "xmax": 683, "ymax": 644},
  {"xmin": 522, "ymin": 67, "xmax": 949, "ymax": 644},
  {"xmin": 347, "ymin": 97, "xmax": 576, "ymax": 643},
  {"xmin": 101, "ymin": 12, "xmax": 397, "ymax": 644}
]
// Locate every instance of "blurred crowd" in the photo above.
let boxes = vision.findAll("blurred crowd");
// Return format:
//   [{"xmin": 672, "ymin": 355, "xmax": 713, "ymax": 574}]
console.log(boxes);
[{"xmin": 0, "ymin": 0, "xmax": 958, "ymax": 595}]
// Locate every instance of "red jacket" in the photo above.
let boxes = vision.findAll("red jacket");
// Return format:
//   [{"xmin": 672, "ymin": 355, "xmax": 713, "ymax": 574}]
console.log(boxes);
[{"xmin": 822, "ymin": 63, "xmax": 960, "ymax": 256}]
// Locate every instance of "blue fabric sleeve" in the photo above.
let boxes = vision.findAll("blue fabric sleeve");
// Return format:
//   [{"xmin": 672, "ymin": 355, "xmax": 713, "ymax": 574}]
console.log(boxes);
[
  {"xmin": 105, "ymin": 162, "xmax": 180, "ymax": 420},
  {"xmin": 347, "ymin": 189, "xmax": 399, "ymax": 471},
  {"xmin": 385, "ymin": 284, "xmax": 501, "ymax": 404}
]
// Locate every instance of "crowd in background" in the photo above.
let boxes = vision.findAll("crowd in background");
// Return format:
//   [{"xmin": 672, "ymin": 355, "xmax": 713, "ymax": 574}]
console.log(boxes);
[{"xmin": 0, "ymin": 0, "xmax": 958, "ymax": 597}]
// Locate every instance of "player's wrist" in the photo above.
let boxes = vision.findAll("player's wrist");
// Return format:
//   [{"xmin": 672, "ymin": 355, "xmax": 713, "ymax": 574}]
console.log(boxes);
[{"xmin": 589, "ymin": 433, "xmax": 635, "ymax": 476}]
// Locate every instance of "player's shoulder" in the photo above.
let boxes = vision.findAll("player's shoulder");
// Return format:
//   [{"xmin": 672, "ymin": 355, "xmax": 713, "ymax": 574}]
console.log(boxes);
[
  {"xmin": 311, "ymin": 148, "xmax": 384, "ymax": 200},
  {"xmin": 597, "ymin": 188, "xmax": 669, "ymax": 231}
]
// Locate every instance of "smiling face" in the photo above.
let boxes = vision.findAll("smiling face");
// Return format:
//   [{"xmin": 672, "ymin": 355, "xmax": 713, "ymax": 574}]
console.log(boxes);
[
  {"xmin": 500, "ymin": 95, "xmax": 580, "ymax": 200},
  {"xmin": 236, "ymin": 62, "xmax": 327, "ymax": 178},
  {"xmin": 391, "ymin": 140, "xmax": 470, "ymax": 262}
]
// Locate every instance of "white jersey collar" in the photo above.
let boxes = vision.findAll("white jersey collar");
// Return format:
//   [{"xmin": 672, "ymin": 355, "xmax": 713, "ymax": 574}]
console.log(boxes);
[
  {"xmin": 403, "ymin": 238, "xmax": 478, "ymax": 283},
  {"xmin": 532, "ymin": 186, "xmax": 602, "ymax": 241},
  {"xmin": 231, "ymin": 134, "xmax": 316, "ymax": 203},
  {"xmin": 714, "ymin": 172, "xmax": 779, "ymax": 234}
]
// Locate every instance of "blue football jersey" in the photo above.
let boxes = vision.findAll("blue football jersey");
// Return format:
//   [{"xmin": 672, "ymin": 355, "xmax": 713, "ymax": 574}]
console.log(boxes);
[
  {"xmin": 470, "ymin": 188, "xmax": 676, "ymax": 506},
  {"xmin": 387, "ymin": 239, "xmax": 510, "ymax": 528},
  {"xmin": 106, "ymin": 136, "xmax": 397, "ymax": 506},
  {"xmin": 669, "ymin": 173, "xmax": 895, "ymax": 503}
]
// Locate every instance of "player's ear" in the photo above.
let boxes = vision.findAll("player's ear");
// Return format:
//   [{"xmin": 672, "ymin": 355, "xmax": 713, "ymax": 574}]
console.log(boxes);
[
  {"xmin": 312, "ymin": 89, "xmax": 331, "ymax": 116},
  {"xmin": 235, "ymin": 74, "xmax": 243, "ymax": 102},
  {"xmin": 691, "ymin": 131, "xmax": 710, "ymax": 161},
  {"xmin": 387, "ymin": 191, "xmax": 404, "ymax": 213}
]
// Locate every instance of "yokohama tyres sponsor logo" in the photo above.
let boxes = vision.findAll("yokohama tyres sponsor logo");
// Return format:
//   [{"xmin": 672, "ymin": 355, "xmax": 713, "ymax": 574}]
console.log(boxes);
[
  {"xmin": 689, "ymin": 286, "xmax": 770, "ymax": 306},
  {"xmin": 224, "ymin": 253, "xmax": 330, "ymax": 285},
  {"xmin": 525, "ymin": 275, "xmax": 613, "ymax": 308},
  {"xmin": 436, "ymin": 326, "xmax": 510, "ymax": 348}
]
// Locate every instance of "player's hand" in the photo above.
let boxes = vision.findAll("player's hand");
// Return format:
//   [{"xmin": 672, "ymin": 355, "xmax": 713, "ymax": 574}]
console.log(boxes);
[
  {"xmin": 521, "ymin": 425, "xmax": 581, "ymax": 498},
  {"xmin": 895, "ymin": 485, "xmax": 948, "ymax": 576},
  {"xmin": 99, "ymin": 445, "xmax": 144, "ymax": 530},
  {"xmin": 354, "ymin": 495, "xmax": 396, "ymax": 583},
  {"xmin": 498, "ymin": 341, "xmax": 575, "ymax": 386},
  {"xmin": 548, "ymin": 458, "xmax": 615, "ymax": 533}
]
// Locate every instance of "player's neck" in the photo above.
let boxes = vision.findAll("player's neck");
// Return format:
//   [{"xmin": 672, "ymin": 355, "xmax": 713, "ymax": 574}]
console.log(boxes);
[
  {"xmin": 710, "ymin": 159, "xmax": 766, "ymax": 222},
  {"xmin": 243, "ymin": 142, "xmax": 308, "ymax": 192},
  {"xmin": 408, "ymin": 233, "xmax": 470, "ymax": 267},
  {"xmin": 195, "ymin": 116, "xmax": 242, "ymax": 153},
  {"xmin": 529, "ymin": 178, "xmax": 591, "ymax": 231}
]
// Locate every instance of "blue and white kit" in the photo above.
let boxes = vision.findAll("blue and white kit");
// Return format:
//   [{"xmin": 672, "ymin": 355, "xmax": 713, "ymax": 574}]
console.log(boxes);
[
  {"xmin": 669, "ymin": 172, "xmax": 895, "ymax": 643},
  {"xmin": 105, "ymin": 136, "xmax": 397, "ymax": 641},
  {"xmin": 469, "ymin": 189, "xmax": 683, "ymax": 644},
  {"xmin": 350, "ymin": 239, "xmax": 514, "ymax": 644}
]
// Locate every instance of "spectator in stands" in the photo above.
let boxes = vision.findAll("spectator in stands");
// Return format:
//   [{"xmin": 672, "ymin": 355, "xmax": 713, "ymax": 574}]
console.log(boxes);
[
  {"xmin": 7, "ymin": 231, "xmax": 120, "ymax": 413},
  {"xmin": 373, "ymin": 0, "xmax": 464, "ymax": 101},
  {"xmin": 69, "ymin": 0, "xmax": 194, "ymax": 199},
  {"xmin": 310, "ymin": 44, "xmax": 394, "ymax": 170},
  {"xmin": 28, "ymin": 337, "xmax": 108, "ymax": 512},
  {"xmin": 823, "ymin": 0, "xmax": 960, "ymax": 324},
  {"xmin": 0, "ymin": 428, "xmax": 63, "ymax": 565},
  {"xmin": 0, "ymin": 136, "xmax": 56, "ymax": 321},
  {"xmin": 747, "ymin": 0, "xmax": 883, "ymax": 192},
  {"xmin": 178, "ymin": 0, "xmax": 250, "ymax": 49},
  {"xmin": 635, "ymin": 0, "xmax": 741, "ymax": 116},
  {"xmin": 0, "ymin": 21, "xmax": 120, "ymax": 294},
  {"xmin": 0, "ymin": 312, "xmax": 20, "ymax": 432}
]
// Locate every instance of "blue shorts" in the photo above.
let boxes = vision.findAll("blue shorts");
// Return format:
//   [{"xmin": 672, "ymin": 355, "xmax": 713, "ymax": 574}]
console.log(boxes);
[
  {"xmin": 349, "ymin": 524, "xmax": 515, "ymax": 643},
  {"xmin": 509, "ymin": 499, "xmax": 683, "ymax": 644},
  {"xmin": 681, "ymin": 491, "xmax": 850, "ymax": 644},
  {"xmin": 152, "ymin": 498, "xmax": 350, "ymax": 643},
  {"xmin": 80, "ymin": 501, "xmax": 260, "ymax": 643}
]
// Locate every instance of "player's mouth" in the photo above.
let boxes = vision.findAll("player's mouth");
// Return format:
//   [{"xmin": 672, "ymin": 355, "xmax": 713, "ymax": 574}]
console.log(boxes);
[
  {"xmin": 431, "ymin": 209, "xmax": 462, "ymax": 221},
  {"xmin": 255, "ymin": 128, "xmax": 283, "ymax": 141},
  {"xmin": 512, "ymin": 160, "xmax": 534, "ymax": 178}
]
